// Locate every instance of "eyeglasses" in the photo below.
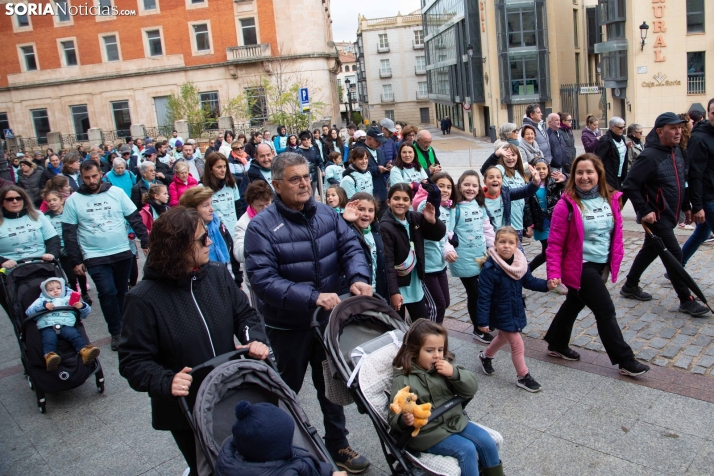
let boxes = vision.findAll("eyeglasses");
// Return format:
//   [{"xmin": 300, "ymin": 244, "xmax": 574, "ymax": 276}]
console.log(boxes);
[
  {"xmin": 232, "ymin": 147, "xmax": 244, "ymax": 150},
  {"xmin": 4, "ymin": 196, "xmax": 23, "ymax": 203},
  {"xmin": 563, "ymin": 119, "xmax": 572, "ymax": 122},
  {"xmin": 279, "ymin": 173, "xmax": 311, "ymax": 186},
  {"xmin": 634, "ymin": 130, "xmax": 643, "ymax": 134},
  {"xmin": 195, "ymin": 231, "xmax": 210, "ymax": 247}
]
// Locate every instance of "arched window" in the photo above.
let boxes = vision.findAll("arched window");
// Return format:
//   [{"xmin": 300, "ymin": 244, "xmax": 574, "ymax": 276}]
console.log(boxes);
[{"xmin": 352, "ymin": 65, "xmax": 357, "ymax": 71}]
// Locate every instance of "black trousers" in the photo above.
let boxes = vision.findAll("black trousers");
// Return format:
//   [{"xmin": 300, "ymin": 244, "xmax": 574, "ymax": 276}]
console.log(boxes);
[
  {"xmin": 545, "ymin": 263, "xmax": 635, "ymax": 365},
  {"xmin": 129, "ymin": 255, "xmax": 139, "ymax": 287},
  {"xmin": 625, "ymin": 223, "xmax": 690, "ymax": 301},
  {"xmin": 171, "ymin": 429, "xmax": 197, "ymax": 475},
  {"xmin": 423, "ymin": 270, "xmax": 450, "ymax": 323},
  {"xmin": 528, "ymin": 239, "xmax": 548, "ymax": 272},
  {"xmin": 267, "ymin": 324, "xmax": 348, "ymax": 453},
  {"xmin": 459, "ymin": 275, "xmax": 480, "ymax": 328},
  {"xmin": 60, "ymin": 256, "xmax": 88, "ymax": 294}
]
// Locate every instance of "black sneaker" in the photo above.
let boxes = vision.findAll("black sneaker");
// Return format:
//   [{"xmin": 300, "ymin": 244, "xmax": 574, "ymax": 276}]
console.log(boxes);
[
  {"xmin": 547, "ymin": 345, "xmax": 581, "ymax": 361},
  {"xmin": 678, "ymin": 297, "xmax": 710, "ymax": 317},
  {"xmin": 516, "ymin": 373, "xmax": 542, "ymax": 393},
  {"xmin": 479, "ymin": 352, "xmax": 495, "ymax": 375},
  {"xmin": 331, "ymin": 446, "xmax": 370, "ymax": 474},
  {"xmin": 472, "ymin": 330, "xmax": 494, "ymax": 344},
  {"xmin": 620, "ymin": 284, "xmax": 653, "ymax": 301},
  {"xmin": 81, "ymin": 293, "xmax": 93, "ymax": 306},
  {"xmin": 619, "ymin": 360, "xmax": 650, "ymax": 377},
  {"xmin": 111, "ymin": 334, "xmax": 121, "ymax": 351}
]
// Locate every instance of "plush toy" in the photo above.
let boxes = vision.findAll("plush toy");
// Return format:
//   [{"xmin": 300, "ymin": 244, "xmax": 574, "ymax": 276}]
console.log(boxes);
[
  {"xmin": 474, "ymin": 254, "xmax": 488, "ymax": 268},
  {"xmin": 390, "ymin": 386, "xmax": 432, "ymax": 436}
]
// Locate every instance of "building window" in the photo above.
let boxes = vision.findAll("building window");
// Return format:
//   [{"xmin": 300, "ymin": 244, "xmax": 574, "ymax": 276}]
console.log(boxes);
[
  {"xmin": 241, "ymin": 18, "xmax": 257, "ymax": 46},
  {"xmin": 601, "ymin": 49, "xmax": 627, "ymax": 82},
  {"xmin": 103, "ymin": 34, "xmax": 120, "ymax": 61},
  {"xmin": 385, "ymin": 110, "xmax": 395, "ymax": 122},
  {"xmin": 146, "ymin": 29, "xmax": 163, "ymax": 56},
  {"xmin": 245, "ymin": 87, "xmax": 267, "ymax": 126},
  {"xmin": 600, "ymin": 0, "xmax": 626, "ymax": 40},
  {"xmin": 20, "ymin": 45, "xmax": 38, "ymax": 71},
  {"xmin": 687, "ymin": 0, "xmax": 705, "ymax": 33},
  {"xmin": 0, "ymin": 113, "xmax": 9, "ymax": 140},
  {"xmin": 111, "ymin": 101, "xmax": 132, "ymax": 136},
  {"xmin": 418, "ymin": 81, "xmax": 428, "ymax": 96},
  {"xmin": 414, "ymin": 30, "xmax": 424, "ymax": 45},
  {"xmin": 70, "ymin": 105, "xmax": 90, "ymax": 141},
  {"xmin": 16, "ymin": 13, "xmax": 29, "ymax": 27},
  {"xmin": 56, "ymin": 0, "xmax": 71, "ymax": 22},
  {"xmin": 506, "ymin": 5, "xmax": 536, "ymax": 48},
  {"xmin": 510, "ymin": 55, "xmax": 540, "ymax": 97},
  {"xmin": 416, "ymin": 56, "xmax": 426, "ymax": 74},
  {"xmin": 31, "ymin": 109, "xmax": 50, "ymax": 140},
  {"xmin": 193, "ymin": 24, "xmax": 210, "ymax": 51},
  {"xmin": 378, "ymin": 34, "xmax": 389, "ymax": 48},
  {"xmin": 61, "ymin": 40, "xmax": 78, "ymax": 66},
  {"xmin": 199, "ymin": 92, "xmax": 220, "ymax": 128},
  {"xmin": 98, "ymin": 0, "xmax": 113, "ymax": 15},
  {"xmin": 420, "ymin": 107, "xmax": 430, "ymax": 123},
  {"xmin": 573, "ymin": 10, "xmax": 579, "ymax": 48},
  {"xmin": 382, "ymin": 84, "xmax": 393, "ymax": 102},
  {"xmin": 688, "ymin": 52, "xmax": 706, "ymax": 94},
  {"xmin": 380, "ymin": 59, "xmax": 391, "ymax": 76},
  {"xmin": 352, "ymin": 65, "xmax": 357, "ymax": 71},
  {"xmin": 143, "ymin": 0, "xmax": 156, "ymax": 9},
  {"xmin": 191, "ymin": 0, "xmax": 204, "ymax": 3}
]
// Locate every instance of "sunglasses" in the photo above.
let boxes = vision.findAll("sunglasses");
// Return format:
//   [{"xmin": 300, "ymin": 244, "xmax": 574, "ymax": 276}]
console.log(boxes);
[
  {"xmin": 195, "ymin": 231, "xmax": 210, "ymax": 247},
  {"xmin": 232, "ymin": 147, "xmax": 244, "ymax": 150},
  {"xmin": 4, "ymin": 196, "xmax": 23, "ymax": 203}
]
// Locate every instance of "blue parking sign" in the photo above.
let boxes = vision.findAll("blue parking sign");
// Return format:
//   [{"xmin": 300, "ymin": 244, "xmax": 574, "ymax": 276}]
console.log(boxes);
[{"xmin": 299, "ymin": 88, "xmax": 309, "ymax": 105}]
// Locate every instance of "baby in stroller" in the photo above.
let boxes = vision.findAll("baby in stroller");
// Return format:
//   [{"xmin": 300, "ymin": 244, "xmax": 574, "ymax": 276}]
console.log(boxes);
[
  {"xmin": 215, "ymin": 400, "xmax": 347, "ymax": 476},
  {"xmin": 25, "ymin": 277, "xmax": 99, "ymax": 372}
]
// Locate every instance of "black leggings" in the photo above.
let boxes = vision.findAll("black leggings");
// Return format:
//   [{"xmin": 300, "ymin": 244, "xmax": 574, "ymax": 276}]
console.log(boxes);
[
  {"xmin": 396, "ymin": 283, "xmax": 436, "ymax": 321},
  {"xmin": 528, "ymin": 239, "xmax": 548, "ymax": 272},
  {"xmin": 60, "ymin": 256, "xmax": 88, "ymax": 294},
  {"xmin": 171, "ymin": 429, "xmax": 197, "ymax": 475},
  {"xmin": 129, "ymin": 255, "xmax": 139, "ymax": 287},
  {"xmin": 459, "ymin": 275, "xmax": 480, "ymax": 328},
  {"xmin": 423, "ymin": 270, "xmax": 450, "ymax": 323}
]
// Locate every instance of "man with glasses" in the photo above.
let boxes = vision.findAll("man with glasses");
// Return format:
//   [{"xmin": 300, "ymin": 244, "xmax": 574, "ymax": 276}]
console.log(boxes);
[
  {"xmin": 414, "ymin": 129, "xmax": 441, "ymax": 176},
  {"xmin": 595, "ymin": 117, "xmax": 630, "ymax": 190},
  {"xmin": 244, "ymin": 152, "xmax": 372, "ymax": 474}
]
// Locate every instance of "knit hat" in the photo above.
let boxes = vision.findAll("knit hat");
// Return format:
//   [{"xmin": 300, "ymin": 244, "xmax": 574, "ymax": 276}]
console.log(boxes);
[
  {"xmin": 175, "ymin": 140, "xmax": 183, "ymax": 147},
  {"xmin": 232, "ymin": 400, "xmax": 294, "ymax": 462}
]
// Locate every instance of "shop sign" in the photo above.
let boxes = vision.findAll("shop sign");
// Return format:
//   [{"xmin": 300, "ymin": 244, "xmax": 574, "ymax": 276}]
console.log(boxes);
[{"xmin": 642, "ymin": 72, "xmax": 681, "ymax": 88}]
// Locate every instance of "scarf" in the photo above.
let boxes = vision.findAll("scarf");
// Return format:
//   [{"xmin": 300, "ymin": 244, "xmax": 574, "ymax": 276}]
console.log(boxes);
[
  {"xmin": 47, "ymin": 162, "xmax": 62, "ymax": 175},
  {"xmin": 230, "ymin": 150, "xmax": 247, "ymax": 165},
  {"xmin": 507, "ymin": 139, "xmax": 520, "ymax": 147},
  {"xmin": 488, "ymin": 247, "xmax": 527, "ymax": 280},
  {"xmin": 361, "ymin": 225, "xmax": 372, "ymax": 235},
  {"xmin": 207, "ymin": 214, "xmax": 230, "ymax": 264},
  {"xmin": 484, "ymin": 189, "xmax": 501, "ymax": 199},
  {"xmin": 560, "ymin": 123, "xmax": 572, "ymax": 132},
  {"xmin": 402, "ymin": 162, "xmax": 415, "ymax": 169},
  {"xmin": 148, "ymin": 199, "xmax": 168, "ymax": 216},
  {"xmin": 61, "ymin": 191, "xmax": 71, "ymax": 200},
  {"xmin": 575, "ymin": 186, "xmax": 600, "ymax": 200},
  {"xmin": 246, "ymin": 205, "xmax": 258, "ymax": 219},
  {"xmin": 519, "ymin": 138, "xmax": 542, "ymax": 159},
  {"xmin": 628, "ymin": 135, "xmax": 642, "ymax": 146},
  {"xmin": 441, "ymin": 200, "xmax": 453, "ymax": 208},
  {"xmin": 612, "ymin": 133, "xmax": 623, "ymax": 143}
]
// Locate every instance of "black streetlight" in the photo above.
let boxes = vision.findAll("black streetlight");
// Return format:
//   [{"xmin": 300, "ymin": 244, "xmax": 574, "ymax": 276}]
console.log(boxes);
[
  {"xmin": 639, "ymin": 21, "xmax": 649, "ymax": 52},
  {"xmin": 345, "ymin": 78, "xmax": 354, "ymax": 124}
]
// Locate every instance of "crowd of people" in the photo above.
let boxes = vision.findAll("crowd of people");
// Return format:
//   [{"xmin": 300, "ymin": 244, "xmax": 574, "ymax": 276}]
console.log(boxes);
[{"xmin": 1, "ymin": 98, "xmax": 714, "ymax": 476}]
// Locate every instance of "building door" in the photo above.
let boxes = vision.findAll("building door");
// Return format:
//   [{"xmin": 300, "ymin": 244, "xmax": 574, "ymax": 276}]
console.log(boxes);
[
  {"xmin": 483, "ymin": 106, "xmax": 491, "ymax": 137},
  {"xmin": 153, "ymin": 96, "xmax": 171, "ymax": 128},
  {"xmin": 420, "ymin": 107, "xmax": 430, "ymax": 123}
]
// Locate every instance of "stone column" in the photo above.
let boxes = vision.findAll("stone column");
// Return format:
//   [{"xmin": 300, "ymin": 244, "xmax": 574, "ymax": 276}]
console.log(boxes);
[
  {"xmin": 130, "ymin": 124, "xmax": 145, "ymax": 139},
  {"xmin": 175, "ymin": 120, "xmax": 189, "ymax": 140},
  {"xmin": 46, "ymin": 132, "xmax": 62, "ymax": 152},
  {"xmin": 218, "ymin": 116, "xmax": 234, "ymax": 134},
  {"xmin": 88, "ymin": 128, "xmax": 103, "ymax": 145}
]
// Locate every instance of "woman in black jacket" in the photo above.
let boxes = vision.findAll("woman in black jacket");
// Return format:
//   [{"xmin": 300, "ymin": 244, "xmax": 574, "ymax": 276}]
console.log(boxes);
[
  {"xmin": 17, "ymin": 159, "xmax": 45, "ymax": 207},
  {"xmin": 380, "ymin": 183, "xmax": 446, "ymax": 320},
  {"xmin": 118, "ymin": 207, "xmax": 269, "ymax": 476}
]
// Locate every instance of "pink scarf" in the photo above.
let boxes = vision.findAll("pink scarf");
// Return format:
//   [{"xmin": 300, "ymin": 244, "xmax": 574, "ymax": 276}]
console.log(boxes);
[
  {"xmin": 487, "ymin": 248, "xmax": 527, "ymax": 280},
  {"xmin": 246, "ymin": 205, "xmax": 258, "ymax": 219}
]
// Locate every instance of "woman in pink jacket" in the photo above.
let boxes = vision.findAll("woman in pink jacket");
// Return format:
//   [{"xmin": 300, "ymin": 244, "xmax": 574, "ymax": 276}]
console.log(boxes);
[
  {"xmin": 545, "ymin": 153, "xmax": 649, "ymax": 377},
  {"xmin": 168, "ymin": 162, "xmax": 198, "ymax": 207}
]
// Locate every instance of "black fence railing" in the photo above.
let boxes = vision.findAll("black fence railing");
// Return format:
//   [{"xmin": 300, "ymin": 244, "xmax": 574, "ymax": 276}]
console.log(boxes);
[{"xmin": 144, "ymin": 125, "xmax": 175, "ymax": 139}]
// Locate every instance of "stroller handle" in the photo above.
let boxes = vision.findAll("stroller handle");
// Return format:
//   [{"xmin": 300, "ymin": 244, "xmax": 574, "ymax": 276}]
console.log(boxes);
[
  {"xmin": 310, "ymin": 292, "xmax": 387, "ymax": 325},
  {"xmin": 1, "ymin": 257, "xmax": 62, "ymax": 275}
]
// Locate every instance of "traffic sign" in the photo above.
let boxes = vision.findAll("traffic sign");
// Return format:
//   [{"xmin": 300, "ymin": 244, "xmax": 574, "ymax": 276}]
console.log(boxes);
[
  {"xmin": 3, "ymin": 129, "xmax": 13, "ymax": 139},
  {"xmin": 299, "ymin": 88, "xmax": 309, "ymax": 104}
]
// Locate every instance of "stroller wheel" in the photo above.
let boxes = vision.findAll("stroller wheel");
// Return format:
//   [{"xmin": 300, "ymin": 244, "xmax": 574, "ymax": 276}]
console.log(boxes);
[
  {"xmin": 97, "ymin": 381, "xmax": 105, "ymax": 393},
  {"xmin": 27, "ymin": 376, "xmax": 34, "ymax": 391},
  {"xmin": 96, "ymin": 371, "xmax": 105, "ymax": 393},
  {"xmin": 38, "ymin": 398, "xmax": 46, "ymax": 414}
]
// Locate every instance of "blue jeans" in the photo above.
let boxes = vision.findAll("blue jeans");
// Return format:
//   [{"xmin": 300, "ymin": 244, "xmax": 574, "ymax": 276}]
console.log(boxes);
[
  {"xmin": 427, "ymin": 423, "xmax": 500, "ymax": 475},
  {"xmin": 87, "ymin": 258, "xmax": 132, "ymax": 336},
  {"xmin": 40, "ymin": 325, "xmax": 87, "ymax": 355},
  {"xmin": 681, "ymin": 202, "xmax": 714, "ymax": 266}
]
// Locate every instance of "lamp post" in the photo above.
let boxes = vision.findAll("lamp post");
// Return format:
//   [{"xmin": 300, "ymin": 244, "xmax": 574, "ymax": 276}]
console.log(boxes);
[
  {"xmin": 639, "ymin": 22, "xmax": 649, "ymax": 52},
  {"xmin": 345, "ymin": 78, "xmax": 354, "ymax": 124}
]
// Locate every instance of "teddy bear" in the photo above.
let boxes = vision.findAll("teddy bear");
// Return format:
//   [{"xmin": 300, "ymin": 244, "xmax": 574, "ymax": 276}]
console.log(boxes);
[{"xmin": 390, "ymin": 386, "xmax": 432, "ymax": 436}]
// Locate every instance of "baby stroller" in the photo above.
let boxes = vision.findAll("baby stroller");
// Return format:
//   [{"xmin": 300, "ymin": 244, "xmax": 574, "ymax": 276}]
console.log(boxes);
[
  {"xmin": 179, "ymin": 348, "xmax": 338, "ymax": 476},
  {"xmin": 318, "ymin": 294, "xmax": 503, "ymax": 476},
  {"xmin": 0, "ymin": 258, "xmax": 104, "ymax": 413}
]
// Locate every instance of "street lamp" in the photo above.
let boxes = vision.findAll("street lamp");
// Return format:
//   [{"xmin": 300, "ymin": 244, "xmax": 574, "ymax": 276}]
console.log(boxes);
[
  {"xmin": 345, "ymin": 78, "xmax": 353, "ymax": 124},
  {"xmin": 639, "ymin": 22, "xmax": 649, "ymax": 52}
]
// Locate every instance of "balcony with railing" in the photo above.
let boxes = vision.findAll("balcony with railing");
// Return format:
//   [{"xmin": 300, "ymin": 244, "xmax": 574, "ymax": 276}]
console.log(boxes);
[
  {"xmin": 415, "ymin": 65, "xmax": 426, "ymax": 75},
  {"xmin": 226, "ymin": 43, "xmax": 271, "ymax": 61},
  {"xmin": 688, "ymin": 75, "xmax": 706, "ymax": 95},
  {"xmin": 377, "ymin": 43, "xmax": 390, "ymax": 53},
  {"xmin": 379, "ymin": 68, "xmax": 393, "ymax": 78},
  {"xmin": 413, "ymin": 40, "xmax": 424, "ymax": 50},
  {"xmin": 416, "ymin": 91, "xmax": 429, "ymax": 100},
  {"xmin": 381, "ymin": 93, "xmax": 395, "ymax": 103}
]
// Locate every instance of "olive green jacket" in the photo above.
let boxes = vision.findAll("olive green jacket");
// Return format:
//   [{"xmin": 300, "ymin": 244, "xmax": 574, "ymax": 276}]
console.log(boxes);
[{"xmin": 388, "ymin": 362, "xmax": 478, "ymax": 452}]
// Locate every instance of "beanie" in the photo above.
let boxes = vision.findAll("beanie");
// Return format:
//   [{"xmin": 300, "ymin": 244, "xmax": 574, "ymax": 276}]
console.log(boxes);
[{"xmin": 232, "ymin": 400, "xmax": 294, "ymax": 462}]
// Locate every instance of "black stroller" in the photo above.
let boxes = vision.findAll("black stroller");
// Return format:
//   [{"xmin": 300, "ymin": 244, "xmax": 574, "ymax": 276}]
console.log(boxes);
[
  {"xmin": 0, "ymin": 258, "xmax": 104, "ymax": 413},
  {"xmin": 318, "ymin": 295, "xmax": 503, "ymax": 476},
  {"xmin": 179, "ymin": 348, "xmax": 338, "ymax": 476}
]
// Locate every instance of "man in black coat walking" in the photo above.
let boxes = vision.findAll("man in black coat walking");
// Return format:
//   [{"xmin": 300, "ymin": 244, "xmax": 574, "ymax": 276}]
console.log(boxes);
[{"xmin": 621, "ymin": 112, "xmax": 709, "ymax": 317}]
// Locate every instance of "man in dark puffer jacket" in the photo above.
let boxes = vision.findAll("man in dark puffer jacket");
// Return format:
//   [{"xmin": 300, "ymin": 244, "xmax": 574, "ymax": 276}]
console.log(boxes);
[
  {"xmin": 244, "ymin": 152, "xmax": 372, "ymax": 474},
  {"xmin": 621, "ymin": 112, "xmax": 708, "ymax": 316}
]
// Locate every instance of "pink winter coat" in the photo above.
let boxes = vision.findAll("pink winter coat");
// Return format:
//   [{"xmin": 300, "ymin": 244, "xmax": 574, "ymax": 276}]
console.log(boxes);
[
  {"xmin": 546, "ymin": 191, "xmax": 624, "ymax": 290},
  {"xmin": 168, "ymin": 174, "xmax": 198, "ymax": 207}
]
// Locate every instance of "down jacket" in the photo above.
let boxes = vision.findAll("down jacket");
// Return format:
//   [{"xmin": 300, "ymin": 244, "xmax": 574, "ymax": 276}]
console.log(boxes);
[
  {"xmin": 622, "ymin": 128, "xmax": 689, "ymax": 229},
  {"xmin": 581, "ymin": 127, "xmax": 601, "ymax": 153},
  {"xmin": 687, "ymin": 121, "xmax": 714, "ymax": 214},
  {"xmin": 18, "ymin": 167, "xmax": 44, "ymax": 206},
  {"xmin": 477, "ymin": 254, "xmax": 548, "ymax": 333},
  {"xmin": 524, "ymin": 177, "xmax": 565, "ymax": 232},
  {"xmin": 244, "ymin": 195, "xmax": 370, "ymax": 330},
  {"xmin": 546, "ymin": 191, "xmax": 624, "ymax": 290},
  {"xmin": 118, "ymin": 262, "xmax": 268, "ymax": 431},
  {"xmin": 168, "ymin": 173, "xmax": 198, "ymax": 207}
]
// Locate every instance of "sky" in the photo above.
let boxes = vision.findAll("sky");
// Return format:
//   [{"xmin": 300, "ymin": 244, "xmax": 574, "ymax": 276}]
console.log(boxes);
[{"xmin": 331, "ymin": 0, "xmax": 422, "ymax": 44}]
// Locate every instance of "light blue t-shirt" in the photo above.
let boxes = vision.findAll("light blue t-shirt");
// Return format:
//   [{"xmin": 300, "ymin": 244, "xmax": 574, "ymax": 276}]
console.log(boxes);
[
  {"xmin": 61, "ymin": 186, "xmax": 137, "ymax": 260},
  {"xmin": 614, "ymin": 138, "xmax": 627, "ymax": 177},
  {"xmin": 395, "ymin": 218, "xmax": 424, "ymax": 304},
  {"xmin": 363, "ymin": 229, "xmax": 378, "ymax": 293},
  {"xmin": 533, "ymin": 185, "xmax": 550, "ymax": 241},
  {"xmin": 448, "ymin": 201, "xmax": 488, "ymax": 278},
  {"xmin": 46, "ymin": 211, "xmax": 65, "ymax": 255},
  {"xmin": 498, "ymin": 166, "xmax": 526, "ymax": 230},
  {"xmin": 581, "ymin": 196, "xmax": 614, "ymax": 264},
  {"xmin": 340, "ymin": 168, "xmax": 373, "ymax": 199},
  {"xmin": 419, "ymin": 202, "xmax": 451, "ymax": 273},
  {"xmin": 324, "ymin": 164, "xmax": 344, "ymax": 189},
  {"xmin": 0, "ymin": 213, "xmax": 57, "ymax": 262},
  {"xmin": 390, "ymin": 166, "xmax": 427, "ymax": 185},
  {"xmin": 211, "ymin": 184, "xmax": 241, "ymax": 233},
  {"xmin": 484, "ymin": 196, "xmax": 504, "ymax": 231}
]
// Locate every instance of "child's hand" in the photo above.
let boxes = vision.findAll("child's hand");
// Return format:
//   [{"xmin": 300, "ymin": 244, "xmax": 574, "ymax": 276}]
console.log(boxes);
[
  {"xmin": 72, "ymin": 302, "xmax": 84, "ymax": 309},
  {"xmin": 342, "ymin": 200, "xmax": 361, "ymax": 222},
  {"xmin": 547, "ymin": 279, "xmax": 560, "ymax": 291},
  {"xmin": 528, "ymin": 165, "xmax": 541, "ymax": 185},
  {"xmin": 402, "ymin": 412, "xmax": 415, "ymax": 427},
  {"xmin": 391, "ymin": 294, "xmax": 404, "ymax": 311},
  {"xmin": 445, "ymin": 251, "xmax": 458, "ymax": 263},
  {"xmin": 44, "ymin": 303, "xmax": 54, "ymax": 311},
  {"xmin": 333, "ymin": 472, "xmax": 348, "ymax": 476},
  {"xmin": 422, "ymin": 202, "xmax": 437, "ymax": 224},
  {"xmin": 524, "ymin": 227, "xmax": 533, "ymax": 238},
  {"xmin": 552, "ymin": 171, "xmax": 566, "ymax": 183},
  {"xmin": 434, "ymin": 359, "xmax": 454, "ymax": 378}
]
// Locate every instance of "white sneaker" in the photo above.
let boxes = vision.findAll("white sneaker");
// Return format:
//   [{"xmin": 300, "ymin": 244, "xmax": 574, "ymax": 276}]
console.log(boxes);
[{"xmin": 678, "ymin": 223, "xmax": 695, "ymax": 230}]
